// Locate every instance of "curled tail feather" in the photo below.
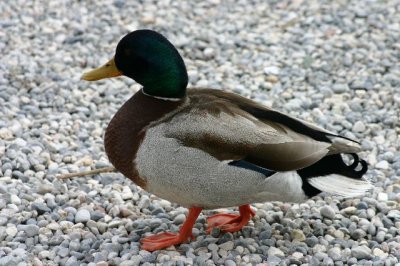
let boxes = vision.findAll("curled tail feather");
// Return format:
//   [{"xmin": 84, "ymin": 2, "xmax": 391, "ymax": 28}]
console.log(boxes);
[{"xmin": 298, "ymin": 154, "xmax": 372, "ymax": 198}]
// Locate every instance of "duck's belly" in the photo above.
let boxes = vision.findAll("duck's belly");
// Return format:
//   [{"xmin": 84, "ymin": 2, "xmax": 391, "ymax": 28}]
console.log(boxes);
[{"xmin": 135, "ymin": 124, "xmax": 307, "ymax": 209}]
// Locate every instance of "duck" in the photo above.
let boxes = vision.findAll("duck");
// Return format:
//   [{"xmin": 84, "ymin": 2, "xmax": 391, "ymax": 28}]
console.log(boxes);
[{"xmin": 82, "ymin": 29, "xmax": 372, "ymax": 251}]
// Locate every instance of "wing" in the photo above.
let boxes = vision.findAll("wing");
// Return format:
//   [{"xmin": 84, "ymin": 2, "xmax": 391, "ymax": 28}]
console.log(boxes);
[{"xmin": 162, "ymin": 88, "xmax": 360, "ymax": 171}]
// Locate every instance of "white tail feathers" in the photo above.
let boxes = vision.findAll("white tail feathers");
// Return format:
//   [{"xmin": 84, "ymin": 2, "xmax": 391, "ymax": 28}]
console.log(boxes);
[{"xmin": 308, "ymin": 174, "xmax": 373, "ymax": 197}]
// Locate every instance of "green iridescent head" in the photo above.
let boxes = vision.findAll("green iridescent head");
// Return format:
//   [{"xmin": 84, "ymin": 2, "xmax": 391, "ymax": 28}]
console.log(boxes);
[{"xmin": 82, "ymin": 30, "xmax": 188, "ymax": 99}]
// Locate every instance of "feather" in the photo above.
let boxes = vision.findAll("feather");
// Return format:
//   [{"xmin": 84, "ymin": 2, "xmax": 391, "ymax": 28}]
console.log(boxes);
[{"xmin": 308, "ymin": 174, "xmax": 373, "ymax": 197}]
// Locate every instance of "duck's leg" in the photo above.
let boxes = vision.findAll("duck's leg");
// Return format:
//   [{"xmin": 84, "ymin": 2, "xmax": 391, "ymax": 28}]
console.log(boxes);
[
  {"xmin": 141, "ymin": 207, "xmax": 202, "ymax": 251},
  {"xmin": 206, "ymin": 204, "xmax": 255, "ymax": 233}
]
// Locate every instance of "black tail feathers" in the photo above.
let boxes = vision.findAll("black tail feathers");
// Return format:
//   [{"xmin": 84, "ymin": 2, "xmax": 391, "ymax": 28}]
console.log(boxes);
[{"xmin": 298, "ymin": 153, "xmax": 368, "ymax": 197}]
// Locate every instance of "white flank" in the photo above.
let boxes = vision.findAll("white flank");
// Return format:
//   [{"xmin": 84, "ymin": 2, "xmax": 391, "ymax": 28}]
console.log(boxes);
[{"xmin": 308, "ymin": 174, "xmax": 373, "ymax": 197}]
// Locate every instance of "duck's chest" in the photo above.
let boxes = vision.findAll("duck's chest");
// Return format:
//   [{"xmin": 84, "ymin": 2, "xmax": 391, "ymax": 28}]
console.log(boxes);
[{"xmin": 104, "ymin": 91, "xmax": 184, "ymax": 189}]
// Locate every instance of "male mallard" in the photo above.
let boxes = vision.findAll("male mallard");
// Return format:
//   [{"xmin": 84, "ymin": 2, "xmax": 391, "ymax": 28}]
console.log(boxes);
[{"xmin": 82, "ymin": 30, "xmax": 372, "ymax": 251}]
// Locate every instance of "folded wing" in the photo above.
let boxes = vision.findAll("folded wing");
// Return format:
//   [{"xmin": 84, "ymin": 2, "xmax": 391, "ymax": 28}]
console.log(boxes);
[{"xmin": 163, "ymin": 88, "xmax": 361, "ymax": 171}]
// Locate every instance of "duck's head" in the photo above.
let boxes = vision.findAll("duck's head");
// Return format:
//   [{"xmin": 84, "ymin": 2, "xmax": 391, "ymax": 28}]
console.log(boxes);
[{"xmin": 82, "ymin": 30, "xmax": 188, "ymax": 99}]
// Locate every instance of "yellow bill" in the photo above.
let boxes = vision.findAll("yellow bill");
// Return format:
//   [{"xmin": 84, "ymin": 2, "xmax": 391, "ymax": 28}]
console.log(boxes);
[{"xmin": 81, "ymin": 58, "xmax": 122, "ymax": 81}]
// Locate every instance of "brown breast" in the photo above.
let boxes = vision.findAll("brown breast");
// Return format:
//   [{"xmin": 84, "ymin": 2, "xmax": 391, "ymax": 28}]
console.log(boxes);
[{"xmin": 104, "ymin": 90, "xmax": 184, "ymax": 189}]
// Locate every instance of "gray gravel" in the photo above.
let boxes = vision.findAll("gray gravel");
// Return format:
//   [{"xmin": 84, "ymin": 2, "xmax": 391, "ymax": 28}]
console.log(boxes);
[{"xmin": 1, "ymin": 0, "xmax": 400, "ymax": 265}]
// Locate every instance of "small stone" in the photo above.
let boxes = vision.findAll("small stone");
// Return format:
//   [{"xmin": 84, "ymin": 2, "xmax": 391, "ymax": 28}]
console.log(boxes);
[
  {"xmin": 351, "ymin": 246, "xmax": 372, "ymax": 259},
  {"xmin": 351, "ymin": 229, "xmax": 366, "ymax": 240},
  {"xmin": 120, "ymin": 261, "xmax": 137, "ymax": 266},
  {"xmin": 266, "ymin": 75, "xmax": 279, "ymax": 83},
  {"xmin": 292, "ymin": 252, "xmax": 303, "ymax": 259},
  {"xmin": 203, "ymin": 48, "xmax": 215, "ymax": 58},
  {"xmin": 375, "ymin": 161, "xmax": 389, "ymax": 170},
  {"xmin": 0, "ymin": 216, "xmax": 7, "ymax": 226},
  {"xmin": 138, "ymin": 196, "xmax": 150, "ymax": 209},
  {"xmin": 39, "ymin": 250, "xmax": 53, "ymax": 260},
  {"xmin": 264, "ymin": 66, "xmax": 280, "ymax": 75},
  {"xmin": 219, "ymin": 241, "xmax": 234, "ymax": 251},
  {"xmin": 333, "ymin": 230, "xmax": 345, "ymax": 239},
  {"xmin": 267, "ymin": 255, "xmax": 281, "ymax": 265},
  {"xmin": 224, "ymin": 260, "xmax": 236, "ymax": 266},
  {"xmin": 356, "ymin": 202, "xmax": 368, "ymax": 210},
  {"xmin": 10, "ymin": 194, "xmax": 21, "ymax": 205},
  {"xmin": 332, "ymin": 83, "xmax": 349, "ymax": 93},
  {"xmin": 47, "ymin": 222, "xmax": 61, "ymax": 231},
  {"xmin": 0, "ymin": 128, "xmax": 13, "ymax": 139},
  {"xmin": 0, "ymin": 256, "xmax": 18, "ymax": 265},
  {"xmin": 173, "ymin": 213, "xmax": 186, "ymax": 225},
  {"xmin": 387, "ymin": 210, "xmax": 400, "ymax": 219},
  {"xmin": 31, "ymin": 203, "xmax": 51, "ymax": 215},
  {"xmin": 304, "ymin": 237, "xmax": 317, "ymax": 248},
  {"xmin": 121, "ymin": 187, "xmax": 134, "ymax": 200},
  {"xmin": 65, "ymin": 256, "xmax": 79, "ymax": 266},
  {"xmin": 328, "ymin": 247, "xmax": 341, "ymax": 261},
  {"xmin": 259, "ymin": 228, "xmax": 272, "ymax": 240},
  {"xmin": 58, "ymin": 247, "xmax": 70, "ymax": 258},
  {"xmin": 75, "ymin": 209, "xmax": 91, "ymax": 223},
  {"xmin": 242, "ymin": 226, "xmax": 253, "ymax": 238},
  {"xmin": 37, "ymin": 184, "xmax": 54, "ymax": 194},
  {"xmin": 6, "ymin": 225, "xmax": 18, "ymax": 237},
  {"xmin": 249, "ymin": 254, "xmax": 262, "ymax": 263},
  {"xmin": 268, "ymin": 247, "xmax": 284, "ymax": 257},
  {"xmin": 90, "ymin": 211, "xmax": 104, "ymax": 221},
  {"xmin": 291, "ymin": 229, "xmax": 306, "ymax": 242},
  {"xmin": 372, "ymin": 248, "xmax": 388, "ymax": 258},
  {"xmin": 320, "ymin": 206, "xmax": 336, "ymax": 219},
  {"xmin": 108, "ymin": 220, "xmax": 123, "ymax": 228},
  {"xmin": 377, "ymin": 192, "xmax": 388, "ymax": 201},
  {"xmin": 341, "ymin": 207, "xmax": 357, "ymax": 215},
  {"xmin": 352, "ymin": 121, "xmax": 366, "ymax": 132},
  {"xmin": 17, "ymin": 224, "xmax": 39, "ymax": 237}
]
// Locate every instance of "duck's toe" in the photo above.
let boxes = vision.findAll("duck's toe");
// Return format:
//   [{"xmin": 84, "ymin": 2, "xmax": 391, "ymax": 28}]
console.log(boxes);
[
  {"xmin": 140, "ymin": 207, "xmax": 202, "ymax": 251},
  {"xmin": 141, "ymin": 232, "xmax": 185, "ymax": 251},
  {"xmin": 206, "ymin": 204, "xmax": 255, "ymax": 234}
]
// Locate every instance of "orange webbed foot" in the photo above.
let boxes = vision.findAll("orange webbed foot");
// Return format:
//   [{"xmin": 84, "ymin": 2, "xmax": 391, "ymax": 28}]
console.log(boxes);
[
  {"xmin": 140, "ymin": 207, "xmax": 202, "ymax": 251},
  {"xmin": 207, "ymin": 204, "xmax": 255, "ymax": 233},
  {"xmin": 141, "ymin": 232, "xmax": 186, "ymax": 251}
]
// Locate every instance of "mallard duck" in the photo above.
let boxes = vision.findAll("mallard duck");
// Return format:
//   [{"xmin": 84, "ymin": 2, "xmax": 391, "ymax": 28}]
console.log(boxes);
[{"xmin": 82, "ymin": 29, "xmax": 372, "ymax": 251}]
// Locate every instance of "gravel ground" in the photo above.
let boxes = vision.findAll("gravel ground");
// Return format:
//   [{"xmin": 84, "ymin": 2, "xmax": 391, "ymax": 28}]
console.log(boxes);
[{"xmin": 1, "ymin": 0, "xmax": 400, "ymax": 265}]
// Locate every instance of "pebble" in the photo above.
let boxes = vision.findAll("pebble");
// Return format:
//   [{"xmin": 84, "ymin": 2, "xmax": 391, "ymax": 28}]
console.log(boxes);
[
  {"xmin": 119, "ymin": 261, "xmax": 138, "ymax": 266},
  {"xmin": 173, "ymin": 213, "xmax": 186, "ymax": 224},
  {"xmin": 224, "ymin": 260, "xmax": 236, "ymax": 266},
  {"xmin": 328, "ymin": 247, "xmax": 341, "ymax": 261},
  {"xmin": 373, "ymin": 248, "xmax": 388, "ymax": 258},
  {"xmin": 6, "ymin": 225, "xmax": 18, "ymax": 238},
  {"xmin": 341, "ymin": 207, "xmax": 357, "ymax": 215},
  {"xmin": 31, "ymin": 203, "xmax": 51, "ymax": 215},
  {"xmin": 75, "ymin": 209, "xmax": 91, "ymax": 223},
  {"xmin": 291, "ymin": 229, "xmax": 306, "ymax": 242},
  {"xmin": 264, "ymin": 66, "xmax": 280, "ymax": 75},
  {"xmin": 320, "ymin": 206, "xmax": 336, "ymax": 220},
  {"xmin": 375, "ymin": 161, "xmax": 389, "ymax": 170},
  {"xmin": 351, "ymin": 246, "xmax": 373, "ymax": 260},
  {"xmin": 268, "ymin": 247, "xmax": 285, "ymax": 257},
  {"xmin": 332, "ymin": 83, "xmax": 349, "ymax": 93},
  {"xmin": 10, "ymin": 194, "xmax": 22, "ymax": 205},
  {"xmin": 219, "ymin": 241, "xmax": 234, "ymax": 251},
  {"xmin": 352, "ymin": 121, "xmax": 366, "ymax": 132},
  {"xmin": 17, "ymin": 224, "xmax": 39, "ymax": 237}
]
